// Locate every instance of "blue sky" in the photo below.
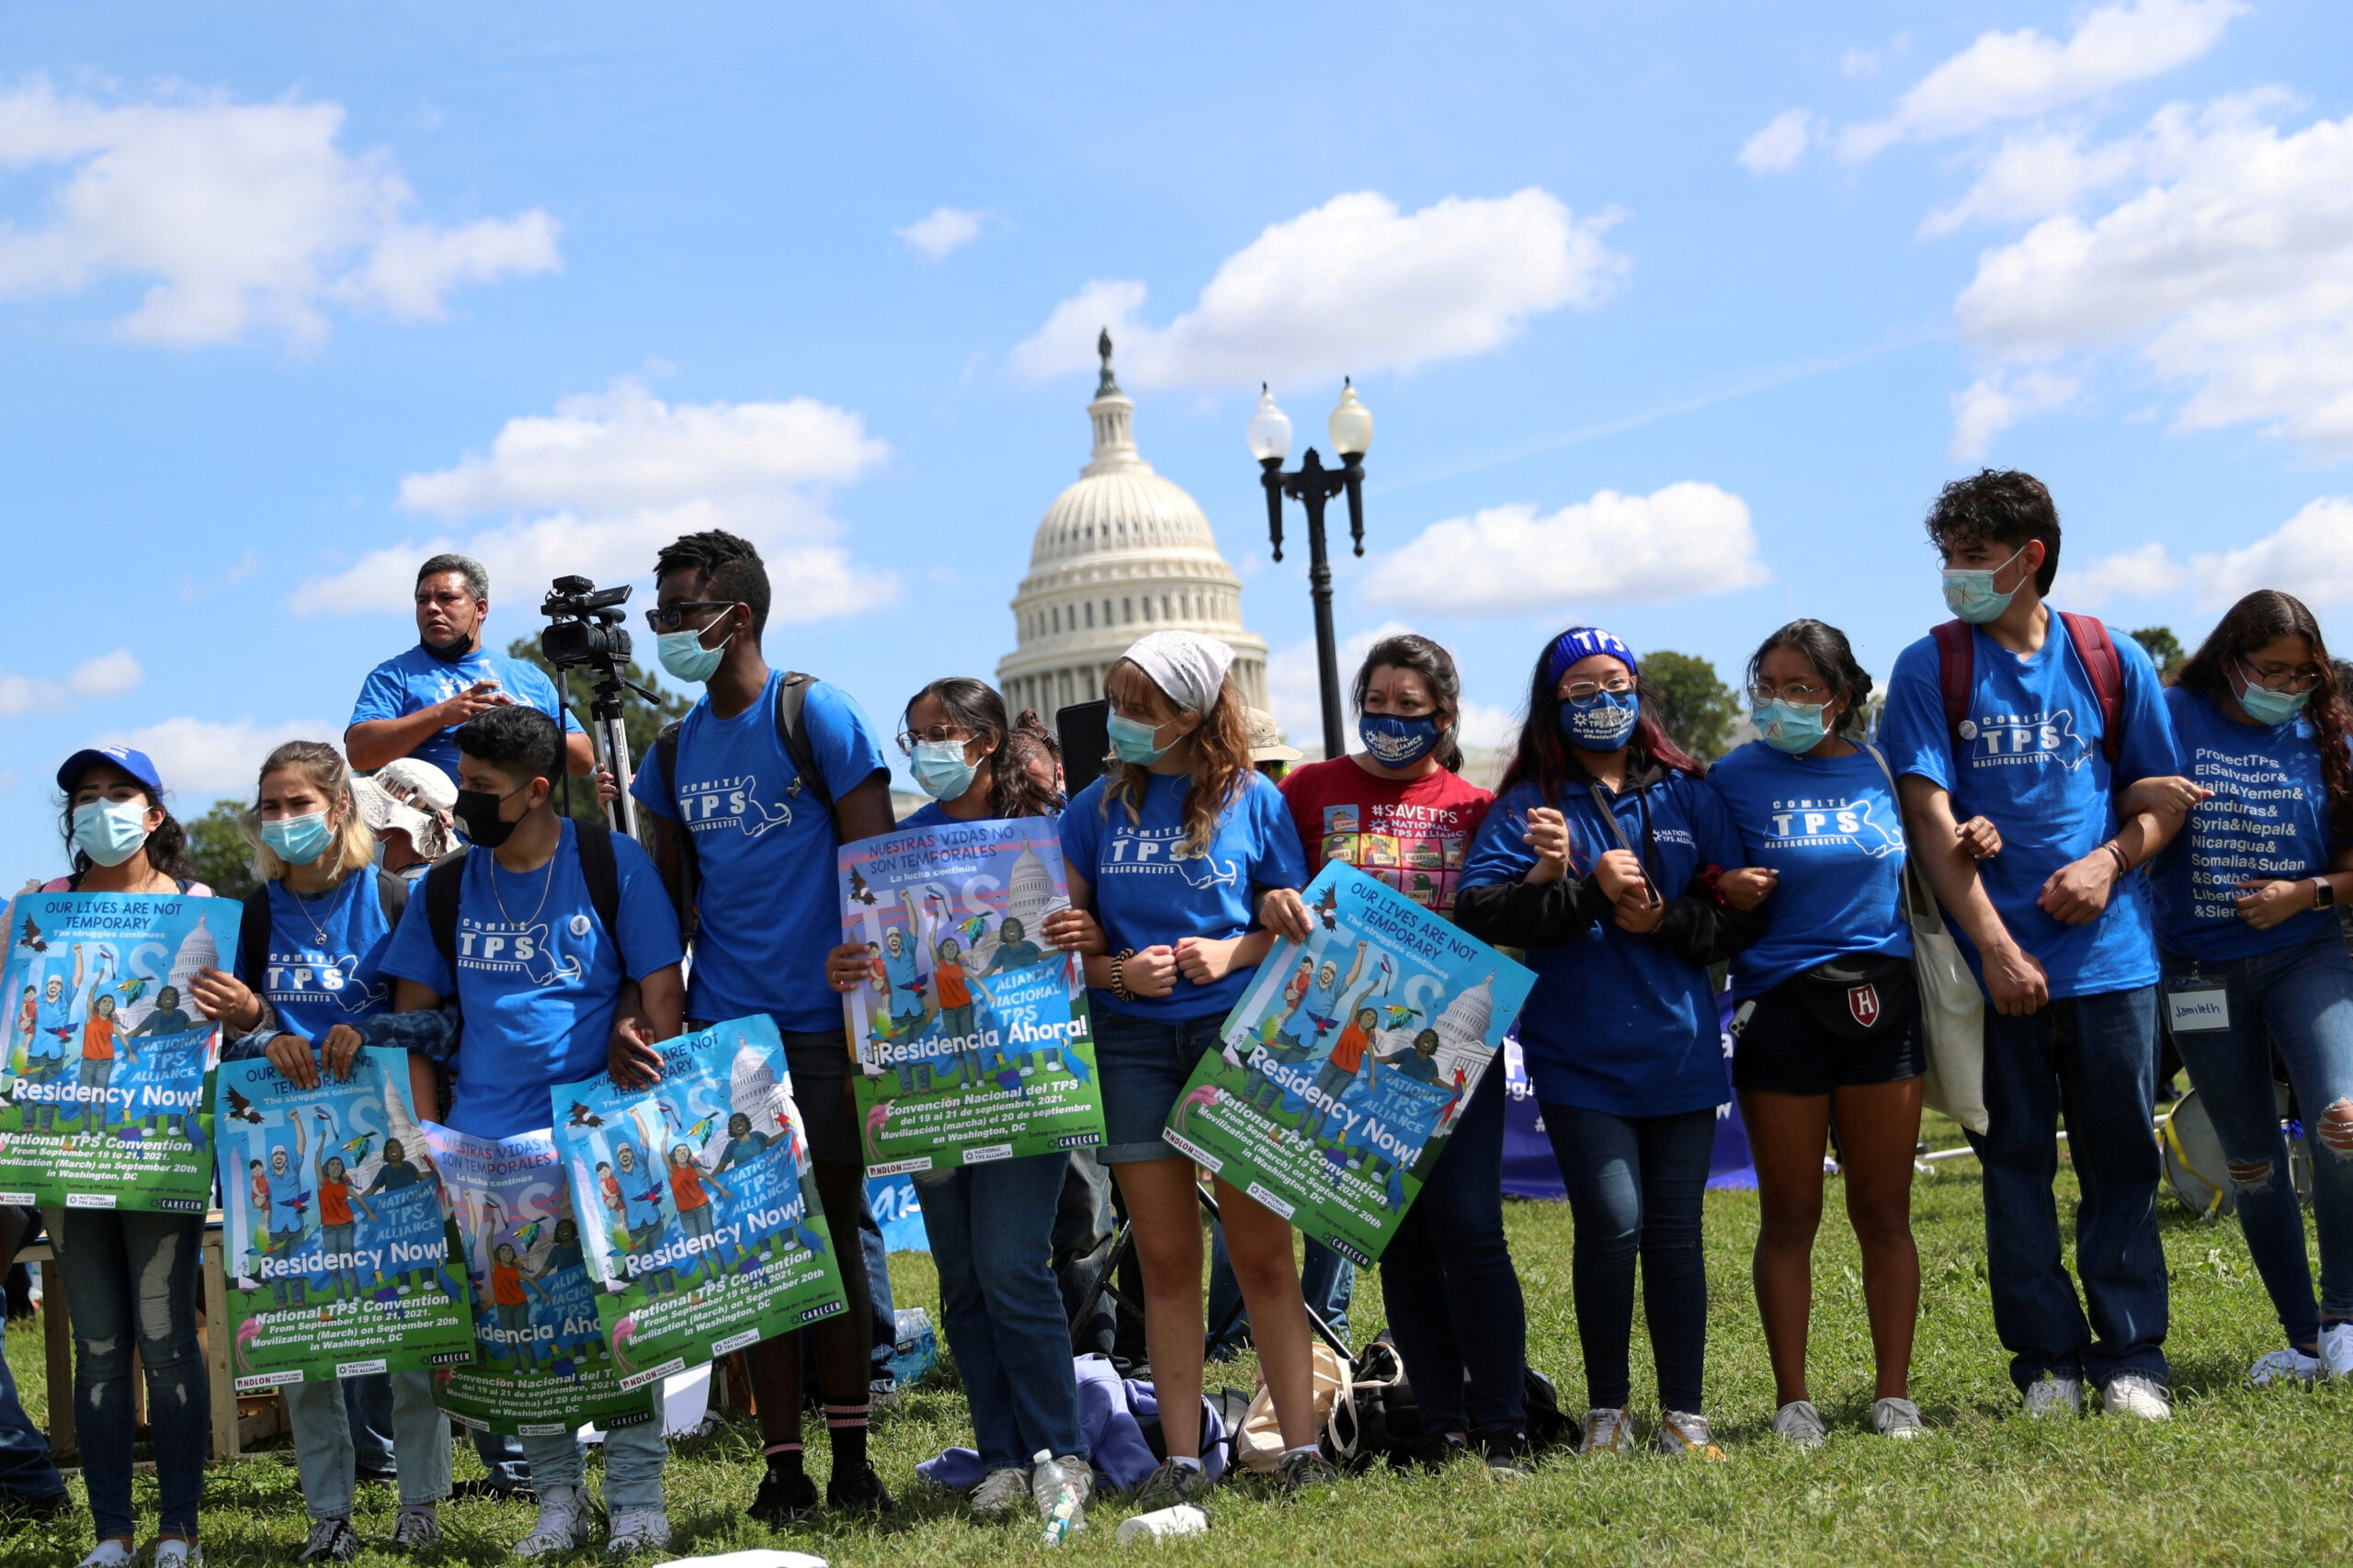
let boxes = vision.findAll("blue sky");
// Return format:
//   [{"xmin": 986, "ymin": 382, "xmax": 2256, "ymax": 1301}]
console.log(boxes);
[{"xmin": 4, "ymin": 0, "xmax": 2350, "ymax": 873}]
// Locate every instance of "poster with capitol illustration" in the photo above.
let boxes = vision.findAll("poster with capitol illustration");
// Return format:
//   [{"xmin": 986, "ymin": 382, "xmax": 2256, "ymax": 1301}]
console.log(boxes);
[
  {"xmin": 0, "ymin": 891, "xmax": 236, "ymax": 1210},
  {"xmin": 1161, "ymin": 862, "xmax": 1534, "ymax": 1267},
  {"xmin": 837, "ymin": 818, "xmax": 1104, "ymax": 1174}
]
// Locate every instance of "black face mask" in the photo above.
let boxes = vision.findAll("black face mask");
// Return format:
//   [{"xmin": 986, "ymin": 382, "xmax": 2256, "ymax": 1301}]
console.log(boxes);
[
  {"xmin": 419, "ymin": 632, "xmax": 476, "ymax": 665},
  {"xmin": 452, "ymin": 784, "xmax": 525, "ymax": 848}
]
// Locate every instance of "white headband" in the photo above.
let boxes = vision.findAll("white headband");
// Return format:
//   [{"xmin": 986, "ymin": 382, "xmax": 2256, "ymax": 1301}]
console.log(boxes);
[{"xmin": 1123, "ymin": 631, "xmax": 1235, "ymax": 715}]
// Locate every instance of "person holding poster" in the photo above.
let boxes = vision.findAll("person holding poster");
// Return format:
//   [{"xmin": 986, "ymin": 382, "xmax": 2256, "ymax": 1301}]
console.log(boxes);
[
  {"xmin": 1055, "ymin": 631, "xmax": 1329, "ymax": 1513},
  {"xmin": 1268, "ymin": 632, "xmax": 1530, "ymax": 1472},
  {"xmin": 624, "ymin": 528, "xmax": 898, "ymax": 1523},
  {"xmin": 28, "ymin": 745, "xmax": 213, "ymax": 1568},
  {"xmin": 202, "ymin": 741, "xmax": 457, "ymax": 1559},
  {"xmin": 1457, "ymin": 627, "xmax": 1753, "ymax": 1463},
  {"xmin": 379, "ymin": 706, "xmax": 688, "ymax": 1557},
  {"xmin": 866, "ymin": 676, "xmax": 1100, "ymax": 1520}
]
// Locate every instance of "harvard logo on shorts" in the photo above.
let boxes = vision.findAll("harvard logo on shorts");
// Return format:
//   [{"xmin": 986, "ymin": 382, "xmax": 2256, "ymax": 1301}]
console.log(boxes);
[{"xmin": 1847, "ymin": 984, "xmax": 1881, "ymax": 1028}]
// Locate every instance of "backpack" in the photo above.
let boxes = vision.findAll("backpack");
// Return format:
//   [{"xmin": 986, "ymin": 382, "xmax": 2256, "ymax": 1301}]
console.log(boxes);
[
  {"xmin": 422, "ymin": 821, "xmax": 626, "ymax": 985},
  {"xmin": 654, "ymin": 671, "xmax": 835, "ymax": 944},
  {"xmin": 239, "ymin": 866, "xmax": 409, "ymax": 990},
  {"xmin": 1321, "ymin": 1334, "xmax": 1419, "ymax": 1470},
  {"xmin": 1931, "ymin": 612, "xmax": 2123, "ymax": 767}
]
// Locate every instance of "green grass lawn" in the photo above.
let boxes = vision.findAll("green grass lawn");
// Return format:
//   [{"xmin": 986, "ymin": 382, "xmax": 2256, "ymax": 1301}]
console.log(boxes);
[{"xmin": 3, "ymin": 1119, "xmax": 2348, "ymax": 1566}]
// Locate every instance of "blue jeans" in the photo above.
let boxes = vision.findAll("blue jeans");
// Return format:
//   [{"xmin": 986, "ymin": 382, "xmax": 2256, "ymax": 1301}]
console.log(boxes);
[
  {"xmin": 2165, "ymin": 931, "xmax": 2353, "ymax": 1345},
  {"xmin": 1967, "ymin": 986, "xmax": 2168, "ymax": 1391},
  {"xmin": 1381, "ymin": 1070, "xmax": 1525, "ymax": 1434},
  {"xmin": 345, "ymin": 1373, "xmax": 396, "ymax": 1476},
  {"xmin": 1540, "ymin": 1103, "xmax": 1713, "ymax": 1413},
  {"xmin": 915, "ymin": 1153, "xmax": 1086, "ymax": 1470},
  {"xmin": 287, "ymin": 1370, "xmax": 449, "ymax": 1517},
  {"xmin": 469, "ymin": 1426, "xmax": 531, "ymax": 1491},
  {"xmin": 520, "ymin": 1418, "xmax": 665, "ymax": 1512},
  {"xmin": 0, "ymin": 1210, "xmax": 63, "ymax": 1503},
  {"xmin": 1092, "ymin": 1008, "xmax": 1223, "ymax": 1164},
  {"xmin": 1206, "ymin": 1230, "xmax": 1354, "ymax": 1352},
  {"xmin": 54, "ymin": 1210, "xmax": 209, "ymax": 1540}
]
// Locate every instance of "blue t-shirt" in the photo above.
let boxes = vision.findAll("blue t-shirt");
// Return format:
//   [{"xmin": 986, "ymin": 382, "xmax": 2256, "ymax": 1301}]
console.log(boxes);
[
  {"xmin": 898, "ymin": 801, "xmax": 955, "ymax": 830},
  {"xmin": 629, "ymin": 673, "xmax": 888, "ymax": 1033},
  {"xmin": 378, "ymin": 818, "xmax": 684, "ymax": 1139},
  {"xmin": 1459, "ymin": 770, "xmax": 1743, "ymax": 1116},
  {"xmin": 233, "ymin": 867, "xmax": 398, "ymax": 1043},
  {"xmin": 1707, "ymin": 743, "xmax": 1914, "ymax": 999},
  {"xmin": 1878, "ymin": 614, "xmax": 2181, "ymax": 999},
  {"xmin": 348, "ymin": 645, "xmax": 583, "ymax": 786},
  {"xmin": 1060, "ymin": 771, "xmax": 1308, "ymax": 1020},
  {"xmin": 2152, "ymin": 687, "xmax": 2342, "ymax": 962}
]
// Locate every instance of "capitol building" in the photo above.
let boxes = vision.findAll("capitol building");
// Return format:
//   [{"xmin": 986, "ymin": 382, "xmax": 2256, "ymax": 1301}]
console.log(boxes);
[{"xmin": 996, "ymin": 337, "xmax": 1271, "ymax": 721}]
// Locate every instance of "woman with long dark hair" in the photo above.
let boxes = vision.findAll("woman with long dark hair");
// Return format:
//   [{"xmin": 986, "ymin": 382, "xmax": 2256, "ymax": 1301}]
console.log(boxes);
[
  {"xmin": 1056, "ymin": 631, "xmax": 1324, "ymax": 1514},
  {"xmin": 1272, "ymin": 632, "xmax": 1529, "ymax": 1471},
  {"xmin": 2150, "ymin": 590, "xmax": 2353, "ymax": 1381},
  {"xmin": 1456, "ymin": 627, "xmax": 1751, "ymax": 1460},
  {"xmin": 886, "ymin": 676, "xmax": 1104, "ymax": 1523}
]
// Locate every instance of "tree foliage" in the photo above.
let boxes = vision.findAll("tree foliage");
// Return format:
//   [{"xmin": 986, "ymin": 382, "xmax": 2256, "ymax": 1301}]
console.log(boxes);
[
  {"xmin": 186, "ymin": 800, "xmax": 259, "ymax": 901},
  {"xmin": 503, "ymin": 637, "xmax": 694, "ymax": 816},
  {"xmin": 1639, "ymin": 651, "xmax": 1743, "ymax": 761},
  {"xmin": 2129, "ymin": 625, "xmax": 2186, "ymax": 680}
]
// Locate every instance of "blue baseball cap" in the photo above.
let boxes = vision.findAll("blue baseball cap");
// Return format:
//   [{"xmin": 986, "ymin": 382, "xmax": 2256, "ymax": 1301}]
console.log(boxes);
[{"xmin": 55, "ymin": 745, "xmax": 164, "ymax": 796}]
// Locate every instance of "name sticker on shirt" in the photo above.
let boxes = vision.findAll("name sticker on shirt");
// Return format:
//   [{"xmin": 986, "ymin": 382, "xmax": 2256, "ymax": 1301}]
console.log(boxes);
[{"xmin": 2165, "ymin": 979, "xmax": 2230, "ymax": 1034}]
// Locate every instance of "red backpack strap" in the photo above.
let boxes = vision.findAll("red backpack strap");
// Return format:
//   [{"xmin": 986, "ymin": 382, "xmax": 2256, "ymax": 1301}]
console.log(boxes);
[
  {"xmin": 1930, "ymin": 619, "xmax": 1975, "ymax": 758},
  {"xmin": 2057, "ymin": 612, "xmax": 2125, "ymax": 767}
]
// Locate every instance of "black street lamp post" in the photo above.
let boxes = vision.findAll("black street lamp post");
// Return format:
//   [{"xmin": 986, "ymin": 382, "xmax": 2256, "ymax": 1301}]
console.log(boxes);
[{"xmin": 1250, "ymin": 381, "xmax": 1374, "ymax": 762}]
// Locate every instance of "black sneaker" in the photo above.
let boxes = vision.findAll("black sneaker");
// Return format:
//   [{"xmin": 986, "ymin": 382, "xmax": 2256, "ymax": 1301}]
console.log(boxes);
[
  {"xmin": 1277, "ymin": 1449, "xmax": 1340, "ymax": 1495},
  {"xmin": 1131, "ymin": 1458, "xmax": 1212, "ymax": 1513},
  {"xmin": 747, "ymin": 1467, "xmax": 819, "ymax": 1528},
  {"xmin": 1475, "ymin": 1426, "xmax": 1534, "ymax": 1478},
  {"xmin": 824, "ymin": 1461, "xmax": 897, "ymax": 1517},
  {"xmin": 1408, "ymin": 1431, "xmax": 1470, "ymax": 1471}
]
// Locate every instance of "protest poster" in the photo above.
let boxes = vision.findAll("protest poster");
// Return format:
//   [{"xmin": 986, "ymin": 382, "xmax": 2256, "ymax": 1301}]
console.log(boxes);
[
  {"xmin": 215, "ymin": 1047, "xmax": 472, "ymax": 1390},
  {"xmin": 421, "ymin": 1122, "xmax": 655, "ymax": 1436},
  {"xmin": 551, "ymin": 1014, "xmax": 847, "ymax": 1392},
  {"xmin": 1160, "ymin": 862, "xmax": 1535, "ymax": 1267},
  {"xmin": 837, "ymin": 818, "xmax": 1103, "ymax": 1174},
  {"xmin": 0, "ymin": 891, "xmax": 236, "ymax": 1211}
]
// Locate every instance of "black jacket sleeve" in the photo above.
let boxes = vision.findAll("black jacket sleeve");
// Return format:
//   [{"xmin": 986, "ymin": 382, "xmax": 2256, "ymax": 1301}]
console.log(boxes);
[
  {"xmin": 1647, "ymin": 883, "xmax": 1768, "ymax": 967},
  {"xmin": 1453, "ymin": 871, "xmax": 1617, "ymax": 949}
]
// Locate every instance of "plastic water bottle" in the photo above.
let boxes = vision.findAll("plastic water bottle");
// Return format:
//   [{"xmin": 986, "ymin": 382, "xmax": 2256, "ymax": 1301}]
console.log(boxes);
[
  {"xmin": 1114, "ymin": 1504, "xmax": 1211, "ymax": 1543},
  {"xmin": 1034, "ymin": 1449, "xmax": 1086, "ymax": 1546}
]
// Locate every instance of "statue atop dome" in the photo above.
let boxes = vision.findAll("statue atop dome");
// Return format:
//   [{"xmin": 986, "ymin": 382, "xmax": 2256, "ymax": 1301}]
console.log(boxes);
[{"xmin": 1096, "ymin": 327, "xmax": 1120, "ymax": 398}]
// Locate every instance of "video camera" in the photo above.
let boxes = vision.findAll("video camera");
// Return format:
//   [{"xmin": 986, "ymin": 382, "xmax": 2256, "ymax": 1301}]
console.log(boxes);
[{"xmin": 539, "ymin": 574, "xmax": 633, "ymax": 671}]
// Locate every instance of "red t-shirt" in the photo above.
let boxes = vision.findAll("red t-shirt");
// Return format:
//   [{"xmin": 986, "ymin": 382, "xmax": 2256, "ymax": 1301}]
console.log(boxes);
[
  {"xmin": 1279, "ymin": 757, "xmax": 1494, "ymax": 916},
  {"xmin": 669, "ymin": 1163, "xmax": 710, "ymax": 1213},
  {"xmin": 319, "ymin": 1181, "xmax": 354, "ymax": 1228}
]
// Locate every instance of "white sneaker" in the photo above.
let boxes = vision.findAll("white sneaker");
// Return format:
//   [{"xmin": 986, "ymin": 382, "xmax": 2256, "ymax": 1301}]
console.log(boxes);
[
  {"xmin": 514, "ymin": 1483, "xmax": 590, "ymax": 1559},
  {"xmin": 1579, "ymin": 1406, "xmax": 1635, "ymax": 1457},
  {"xmin": 2318, "ymin": 1323, "xmax": 2353, "ymax": 1380},
  {"xmin": 605, "ymin": 1508, "xmax": 671, "ymax": 1555},
  {"xmin": 2249, "ymin": 1346, "xmax": 2322, "ymax": 1385},
  {"xmin": 969, "ymin": 1466, "xmax": 1030, "ymax": 1520},
  {"xmin": 75, "ymin": 1545, "xmax": 134, "ymax": 1568},
  {"xmin": 1655, "ymin": 1409, "xmax": 1724, "ymax": 1460},
  {"xmin": 151, "ymin": 1544, "xmax": 203, "ymax": 1568},
  {"xmin": 1770, "ymin": 1400, "xmax": 1825, "ymax": 1449},
  {"xmin": 2101, "ymin": 1372, "xmax": 2172, "ymax": 1420},
  {"xmin": 2020, "ymin": 1372, "xmax": 2083, "ymax": 1419},
  {"xmin": 1870, "ymin": 1397, "xmax": 1925, "ymax": 1439}
]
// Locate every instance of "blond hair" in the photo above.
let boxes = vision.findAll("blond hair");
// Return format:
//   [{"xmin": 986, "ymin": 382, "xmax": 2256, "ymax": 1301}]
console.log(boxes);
[
  {"xmin": 1100, "ymin": 660, "xmax": 1253, "ymax": 858},
  {"xmin": 252, "ymin": 741, "xmax": 377, "ymax": 884}
]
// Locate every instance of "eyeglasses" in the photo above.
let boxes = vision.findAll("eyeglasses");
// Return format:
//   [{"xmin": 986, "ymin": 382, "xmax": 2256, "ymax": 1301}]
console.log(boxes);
[
  {"xmin": 642, "ymin": 601, "xmax": 735, "ymax": 633},
  {"xmin": 1748, "ymin": 681, "xmax": 1832, "ymax": 706},
  {"xmin": 1560, "ymin": 676, "xmax": 1635, "ymax": 707},
  {"xmin": 896, "ymin": 724, "xmax": 972, "ymax": 756},
  {"xmin": 2239, "ymin": 659, "xmax": 2323, "ymax": 695}
]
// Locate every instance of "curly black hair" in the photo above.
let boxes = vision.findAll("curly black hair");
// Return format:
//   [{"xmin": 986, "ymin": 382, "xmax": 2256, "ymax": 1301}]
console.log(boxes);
[
  {"xmin": 1923, "ymin": 469, "xmax": 2060, "ymax": 596},
  {"xmin": 654, "ymin": 529, "xmax": 771, "ymax": 637}
]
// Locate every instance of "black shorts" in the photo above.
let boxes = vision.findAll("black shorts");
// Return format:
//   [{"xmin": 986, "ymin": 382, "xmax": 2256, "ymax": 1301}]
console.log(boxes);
[
  {"xmin": 689, "ymin": 1018, "xmax": 860, "ymax": 1166},
  {"xmin": 1730, "ymin": 979, "xmax": 1925, "ymax": 1097}
]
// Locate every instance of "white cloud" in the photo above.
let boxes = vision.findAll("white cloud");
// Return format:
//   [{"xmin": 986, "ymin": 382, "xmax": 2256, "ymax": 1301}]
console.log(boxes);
[
  {"xmin": 1838, "ymin": 0, "xmax": 2243, "ymax": 160},
  {"xmin": 1265, "ymin": 620, "xmax": 1415, "ymax": 743},
  {"xmin": 0, "ymin": 79, "xmax": 559, "ymax": 346},
  {"xmin": 1739, "ymin": 110, "xmax": 1816, "ymax": 176},
  {"xmin": 2187, "ymin": 497, "xmax": 2353, "ymax": 610},
  {"xmin": 1454, "ymin": 699, "xmax": 1521, "ymax": 753},
  {"xmin": 1953, "ymin": 101, "xmax": 2353, "ymax": 459},
  {"xmin": 2068, "ymin": 540, "xmax": 2188, "ymax": 607},
  {"xmin": 1011, "ymin": 189, "xmax": 1625, "ymax": 389},
  {"xmin": 896, "ymin": 206, "xmax": 988, "ymax": 259},
  {"xmin": 90, "ymin": 716, "xmax": 329, "ymax": 798},
  {"xmin": 0, "ymin": 649, "xmax": 143, "ymax": 717},
  {"xmin": 294, "ymin": 380, "xmax": 897, "ymax": 621},
  {"xmin": 1358, "ymin": 483, "xmax": 1768, "ymax": 618},
  {"xmin": 1949, "ymin": 369, "xmax": 2081, "ymax": 459}
]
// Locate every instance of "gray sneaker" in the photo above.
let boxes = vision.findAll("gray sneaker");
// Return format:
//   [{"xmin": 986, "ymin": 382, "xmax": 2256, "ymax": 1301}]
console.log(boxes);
[
  {"xmin": 2021, "ymin": 1372, "xmax": 2084, "ymax": 1419},
  {"xmin": 390, "ymin": 1507, "xmax": 441, "ymax": 1551},
  {"xmin": 296, "ymin": 1518, "xmax": 362, "ymax": 1564},
  {"xmin": 1771, "ymin": 1400, "xmax": 1826, "ymax": 1449},
  {"xmin": 1277, "ymin": 1449, "xmax": 1340, "ymax": 1495},
  {"xmin": 1131, "ymin": 1459, "xmax": 1211, "ymax": 1513},
  {"xmin": 1870, "ymin": 1397, "xmax": 1924, "ymax": 1439},
  {"xmin": 969, "ymin": 1467, "xmax": 1030, "ymax": 1520}
]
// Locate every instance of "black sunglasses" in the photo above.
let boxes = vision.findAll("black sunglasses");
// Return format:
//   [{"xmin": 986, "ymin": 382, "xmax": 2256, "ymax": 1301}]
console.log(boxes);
[{"xmin": 643, "ymin": 601, "xmax": 736, "ymax": 633}]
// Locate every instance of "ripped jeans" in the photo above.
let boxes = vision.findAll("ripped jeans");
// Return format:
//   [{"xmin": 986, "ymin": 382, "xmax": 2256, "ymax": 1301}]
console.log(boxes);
[
  {"xmin": 53, "ymin": 1209, "xmax": 209, "ymax": 1540},
  {"xmin": 2165, "ymin": 928, "xmax": 2353, "ymax": 1347}
]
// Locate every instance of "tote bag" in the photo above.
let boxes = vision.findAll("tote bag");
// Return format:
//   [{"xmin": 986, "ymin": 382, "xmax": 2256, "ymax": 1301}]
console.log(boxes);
[{"xmin": 1862, "ymin": 744, "xmax": 1988, "ymax": 1135}]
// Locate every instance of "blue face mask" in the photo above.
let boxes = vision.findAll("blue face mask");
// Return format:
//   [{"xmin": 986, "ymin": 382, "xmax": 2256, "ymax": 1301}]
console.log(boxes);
[
  {"xmin": 1359, "ymin": 713, "xmax": 1441, "ymax": 769},
  {"xmin": 911, "ymin": 740, "xmax": 978, "ymax": 801},
  {"xmin": 2236, "ymin": 664, "xmax": 2311, "ymax": 726},
  {"xmin": 72, "ymin": 798, "xmax": 153, "ymax": 868},
  {"xmin": 1107, "ymin": 712, "xmax": 1171, "ymax": 765},
  {"xmin": 1753, "ymin": 699, "xmax": 1831, "ymax": 755},
  {"xmin": 1559, "ymin": 690, "xmax": 1640, "ymax": 753},
  {"xmin": 262, "ymin": 810, "xmax": 335, "ymax": 866},
  {"xmin": 1941, "ymin": 543, "xmax": 2029, "ymax": 624},
  {"xmin": 656, "ymin": 620, "xmax": 736, "ymax": 684}
]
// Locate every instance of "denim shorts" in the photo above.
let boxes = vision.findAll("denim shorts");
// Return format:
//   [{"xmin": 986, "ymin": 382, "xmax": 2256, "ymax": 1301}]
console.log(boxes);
[
  {"xmin": 1092, "ymin": 1007, "xmax": 1225, "ymax": 1164},
  {"xmin": 692, "ymin": 1019, "xmax": 858, "ymax": 1166}
]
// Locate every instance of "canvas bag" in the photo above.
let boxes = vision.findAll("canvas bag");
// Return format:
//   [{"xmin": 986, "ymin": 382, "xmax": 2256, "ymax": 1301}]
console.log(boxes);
[
  {"xmin": 1235, "ymin": 1339, "xmax": 1347, "ymax": 1472},
  {"xmin": 1862, "ymin": 744, "xmax": 1988, "ymax": 1135}
]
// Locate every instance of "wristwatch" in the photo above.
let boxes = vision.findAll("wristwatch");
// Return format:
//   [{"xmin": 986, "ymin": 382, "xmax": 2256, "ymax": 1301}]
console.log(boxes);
[
  {"xmin": 2317, "ymin": 878, "xmax": 2338, "ymax": 910},
  {"xmin": 1110, "ymin": 949, "xmax": 1136, "ymax": 1003}
]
